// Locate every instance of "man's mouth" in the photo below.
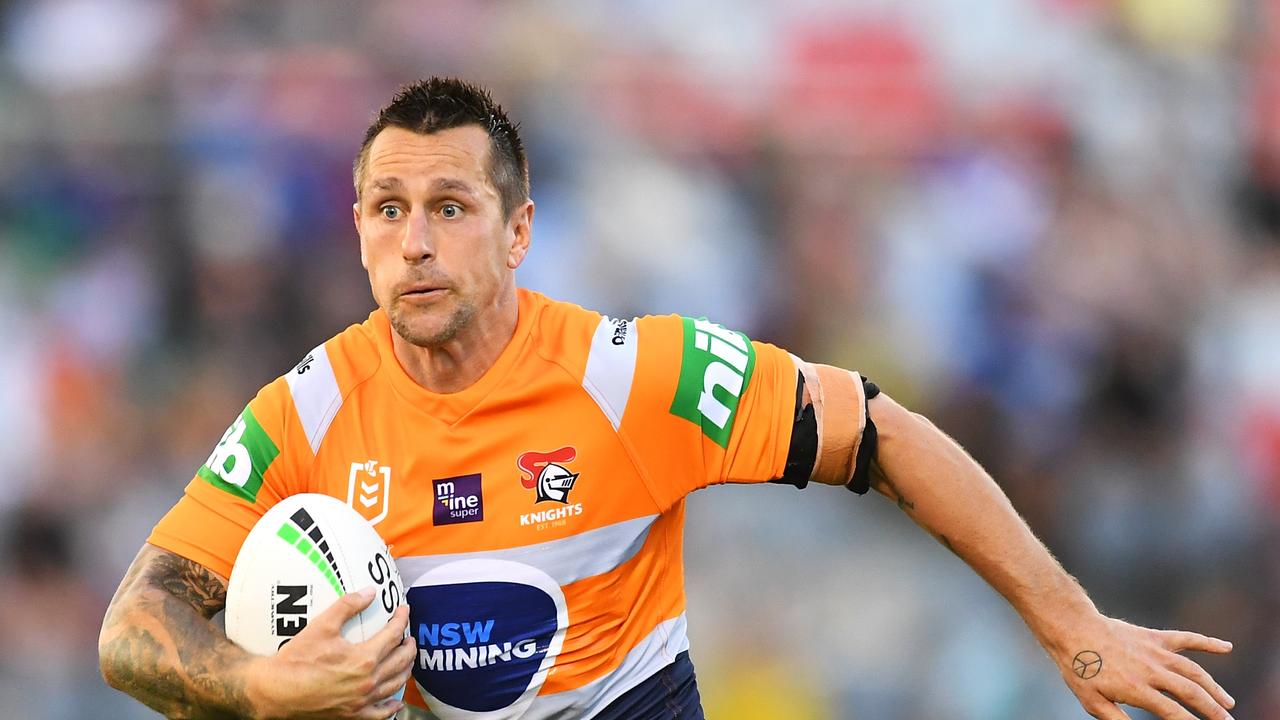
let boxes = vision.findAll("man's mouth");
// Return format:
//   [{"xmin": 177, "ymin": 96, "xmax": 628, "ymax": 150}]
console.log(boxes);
[{"xmin": 401, "ymin": 284, "xmax": 446, "ymax": 299}]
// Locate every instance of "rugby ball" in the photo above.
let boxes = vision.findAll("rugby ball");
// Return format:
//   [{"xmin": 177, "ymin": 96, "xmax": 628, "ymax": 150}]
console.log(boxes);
[{"xmin": 225, "ymin": 494, "xmax": 405, "ymax": 661}]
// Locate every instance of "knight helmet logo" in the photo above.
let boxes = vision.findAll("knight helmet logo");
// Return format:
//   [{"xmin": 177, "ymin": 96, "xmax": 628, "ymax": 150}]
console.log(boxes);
[{"xmin": 516, "ymin": 447, "xmax": 579, "ymax": 504}]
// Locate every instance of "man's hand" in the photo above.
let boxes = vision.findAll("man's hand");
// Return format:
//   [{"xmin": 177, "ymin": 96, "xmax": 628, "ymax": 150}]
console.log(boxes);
[
  {"xmin": 1052, "ymin": 616, "xmax": 1234, "ymax": 720},
  {"xmin": 249, "ymin": 587, "xmax": 417, "ymax": 720},
  {"xmin": 861, "ymin": 395, "xmax": 1236, "ymax": 720}
]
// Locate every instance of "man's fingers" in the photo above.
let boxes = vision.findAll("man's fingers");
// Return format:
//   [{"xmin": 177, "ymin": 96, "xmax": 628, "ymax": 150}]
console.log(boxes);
[
  {"xmin": 367, "ymin": 652, "xmax": 415, "ymax": 720},
  {"xmin": 1166, "ymin": 651, "xmax": 1236, "ymax": 711},
  {"xmin": 356, "ymin": 698, "xmax": 403, "ymax": 720},
  {"xmin": 313, "ymin": 587, "xmax": 377, "ymax": 633},
  {"xmin": 1132, "ymin": 688, "xmax": 1197, "ymax": 720},
  {"xmin": 373, "ymin": 635, "xmax": 417, "ymax": 681},
  {"xmin": 1154, "ymin": 671, "xmax": 1234, "ymax": 720},
  {"xmin": 395, "ymin": 633, "xmax": 417, "ymax": 669},
  {"xmin": 1158, "ymin": 630, "xmax": 1233, "ymax": 655},
  {"xmin": 355, "ymin": 636, "xmax": 414, "ymax": 720},
  {"xmin": 1084, "ymin": 698, "xmax": 1131, "ymax": 720},
  {"xmin": 367, "ymin": 603, "xmax": 411, "ymax": 658},
  {"xmin": 372, "ymin": 645, "xmax": 416, "ymax": 705}
]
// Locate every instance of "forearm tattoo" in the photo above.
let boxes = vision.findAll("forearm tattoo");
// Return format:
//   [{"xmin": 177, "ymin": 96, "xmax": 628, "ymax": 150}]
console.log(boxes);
[
  {"xmin": 870, "ymin": 469, "xmax": 964, "ymax": 558},
  {"xmin": 935, "ymin": 533, "xmax": 959, "ymax": 557},
  {"xmin": 99, "ymin": 547, "xmax": 252, "ymax": 719},
  {"xmin": 872, "ymin": 470, "xmax": 916, "ymax": 513}
]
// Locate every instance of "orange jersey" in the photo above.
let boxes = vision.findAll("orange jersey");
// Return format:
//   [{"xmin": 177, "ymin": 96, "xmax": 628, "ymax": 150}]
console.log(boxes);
[{"xmin": 149, "ymin": 288, "xmax": 798, "ymax": 718}]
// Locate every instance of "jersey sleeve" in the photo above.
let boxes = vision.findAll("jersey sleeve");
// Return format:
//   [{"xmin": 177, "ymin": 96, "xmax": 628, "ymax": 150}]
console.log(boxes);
[
  {"xmin": 620, "ymin": 314, "xmax": 797, "ymax": 512},
  {"xmin": 147, "ymin": 374, "xmax": 312, "ymax": 578}
]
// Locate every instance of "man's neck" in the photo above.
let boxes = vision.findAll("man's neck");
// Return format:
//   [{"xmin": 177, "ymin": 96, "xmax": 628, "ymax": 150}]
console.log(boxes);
[{"xmin": 390, "ymin": 292, "xmax": 520, "ymax": 394}]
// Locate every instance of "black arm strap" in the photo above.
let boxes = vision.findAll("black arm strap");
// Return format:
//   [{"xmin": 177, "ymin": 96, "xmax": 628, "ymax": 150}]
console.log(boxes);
[
  {"xmin": 775, "ymin": 371, "xmax": 881, "ymax": 493},
  {"xmin": 777, "ymin": 373, "xmax": 818, "ymax": 489},
  {"xmin": 847, "ymin": 379, "xmax": 880, "ymax": 495}
]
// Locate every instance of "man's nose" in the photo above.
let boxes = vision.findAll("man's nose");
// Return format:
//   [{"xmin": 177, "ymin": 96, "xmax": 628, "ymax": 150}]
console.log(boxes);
[{"xmin": 401, "ymin": 211, "xmax": 435, "ymax": 262}]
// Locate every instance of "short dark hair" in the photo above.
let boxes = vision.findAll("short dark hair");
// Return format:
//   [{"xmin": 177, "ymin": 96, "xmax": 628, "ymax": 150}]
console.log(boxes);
[{"xmin": 354, "ymin": 77, "xmax": 529, "ymax": 219}]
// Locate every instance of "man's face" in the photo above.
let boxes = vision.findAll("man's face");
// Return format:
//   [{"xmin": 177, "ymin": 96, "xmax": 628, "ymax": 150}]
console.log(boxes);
[{"xmin": 354, "ymin": 125, "xmax": 531, "ymax": 347}]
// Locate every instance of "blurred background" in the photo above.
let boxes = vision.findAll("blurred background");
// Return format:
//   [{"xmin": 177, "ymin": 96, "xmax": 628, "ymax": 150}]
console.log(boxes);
[{"xmin": 0, "ymin": 0, "xmax": 1276, "ymax": 717}]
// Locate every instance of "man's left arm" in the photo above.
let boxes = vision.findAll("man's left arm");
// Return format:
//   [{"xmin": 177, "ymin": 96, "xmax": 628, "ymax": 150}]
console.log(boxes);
[{"xmin": 866, "ymin": 391, "xmax": 1235, "ymax": 720}]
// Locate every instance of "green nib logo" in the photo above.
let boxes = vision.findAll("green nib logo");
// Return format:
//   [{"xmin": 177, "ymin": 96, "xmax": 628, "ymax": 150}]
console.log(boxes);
[
  {"xmin": 670, "ymin": 317, "xmax": 756, "ymax": 448},
  {"xmin": 197, "ymin": 407, "xmax": 279, "ymax": 502}
]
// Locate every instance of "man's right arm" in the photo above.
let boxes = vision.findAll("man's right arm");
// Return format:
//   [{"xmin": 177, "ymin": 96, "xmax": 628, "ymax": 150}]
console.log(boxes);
[
  {"xmin": 100, "ymin": 543, "xmax": 416, "ymax": 720},
  {"xmin": 98, "ymin": 543, "xmax": 259, "ymax": 719}
]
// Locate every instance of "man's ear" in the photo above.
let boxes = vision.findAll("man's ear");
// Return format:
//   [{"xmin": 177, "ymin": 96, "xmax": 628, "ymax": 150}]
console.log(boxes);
[
  {"xmin": 506, "ymin": 200, "xmax": 534, "ymax": 269},
  {"xmin": 353, "ymin": 202, "xmax": 368, "ymax": 269}
]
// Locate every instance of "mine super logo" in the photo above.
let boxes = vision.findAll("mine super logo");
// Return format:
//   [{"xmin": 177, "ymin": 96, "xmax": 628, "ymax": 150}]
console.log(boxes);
[{"xmin": 433, "ymin": 474, "xmax": 484, "ymax": 526}]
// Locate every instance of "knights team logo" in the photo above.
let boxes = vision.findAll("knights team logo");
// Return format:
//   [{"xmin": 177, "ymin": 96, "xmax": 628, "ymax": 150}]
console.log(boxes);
[
  {"xmin": 516, "ymin": 447, "xmax": 585, "ymax": 529},
  {"xmin": 517, "ymin": 447, "xmax": 579, "ymax": 504}
]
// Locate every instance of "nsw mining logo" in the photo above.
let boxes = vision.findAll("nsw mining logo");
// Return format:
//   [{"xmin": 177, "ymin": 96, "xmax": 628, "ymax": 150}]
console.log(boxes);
[
  {"xmin": 407, "ymin": 559, "xmax": 567, "ymax": 719},
  {"xmin": 516, "ymin": 447, "xmax": 584, "ymax": 528}
]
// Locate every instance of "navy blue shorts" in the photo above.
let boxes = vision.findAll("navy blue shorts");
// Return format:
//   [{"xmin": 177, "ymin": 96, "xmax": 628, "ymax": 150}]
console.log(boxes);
[{"xmin": 594, "ymin": 651, "xmax": 703, "ymax": 720}]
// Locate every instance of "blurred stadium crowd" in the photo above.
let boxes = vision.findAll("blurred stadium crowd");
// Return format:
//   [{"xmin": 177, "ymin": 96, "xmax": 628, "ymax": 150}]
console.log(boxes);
[{"xmin": 0, "ymin": 0, "xmax": 1277, "ymax": 718}]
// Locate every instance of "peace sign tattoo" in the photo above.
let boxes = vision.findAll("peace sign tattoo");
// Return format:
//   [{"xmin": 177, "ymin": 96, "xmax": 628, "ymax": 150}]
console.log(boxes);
[{"xmin": 1072, "ymin": 650, "xmax": 1103, "ymax": 680}]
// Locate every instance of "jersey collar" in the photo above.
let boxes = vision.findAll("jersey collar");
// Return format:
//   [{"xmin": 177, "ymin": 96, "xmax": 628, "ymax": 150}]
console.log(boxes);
[{"xmin": 373, "ymin": 288, "xmax": 537, "ymax": 425}]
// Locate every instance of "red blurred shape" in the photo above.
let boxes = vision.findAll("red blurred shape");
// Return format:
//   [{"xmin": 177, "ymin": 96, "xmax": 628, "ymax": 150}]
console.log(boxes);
[
  {"xmin": 775, "ymin": 19, "xmax": 942, "ymax": 157},
  {"xmin": 1243, "ymin": 406, "xmax": 1280, "ymax": 512},
  {"xmin": 593, "ymin": 53, "xmax": 757, "ymax": 155}
]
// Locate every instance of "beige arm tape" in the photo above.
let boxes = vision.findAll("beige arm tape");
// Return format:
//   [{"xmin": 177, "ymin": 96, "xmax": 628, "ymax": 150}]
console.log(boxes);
[{"xmin": 792, "ymin": 357, "xmax": 868, "ymax": 486}]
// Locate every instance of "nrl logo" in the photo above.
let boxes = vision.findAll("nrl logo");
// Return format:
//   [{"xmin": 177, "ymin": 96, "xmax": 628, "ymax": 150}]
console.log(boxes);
[
  {"xmin": 516, "ymin": 447, "xmax": 579, "ymax": 504},
  {"xmin": 347, "ymin": 460, "xmax": 391, "ymax": 525}
]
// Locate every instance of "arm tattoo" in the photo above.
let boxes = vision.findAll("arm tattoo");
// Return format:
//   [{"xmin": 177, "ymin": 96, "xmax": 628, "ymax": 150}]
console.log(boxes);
[
  {"xmin": 148, "ymin": 551, "xmax": 228, "ymax": 620},
  {"xmin": 935, "ymin": 533, "xmax": 959, "ymax": 557},
  {"xmin": 871, "ymin": 470, "xmax": 916, "ymax": 513},
  {"xmin": 99, "ymin": 546, "xmax": 254, "ymax": 719},
  {"xmin": 893, "ymin": 491, "xmax": 916, "ymax": 513},
  {"xmin": 872, "ymin": 473, "xmax": 960, "ymax": 558}
]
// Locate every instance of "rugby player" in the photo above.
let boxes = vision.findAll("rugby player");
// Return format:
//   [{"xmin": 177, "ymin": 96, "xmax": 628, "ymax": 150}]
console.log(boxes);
[{"xmin": 100, "ymin": 77, "xmax": 1236, "ymax": 720}]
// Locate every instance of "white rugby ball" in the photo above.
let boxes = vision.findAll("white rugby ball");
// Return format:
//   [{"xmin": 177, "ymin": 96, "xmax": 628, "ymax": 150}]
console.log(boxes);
[{"xmin": 225, "ymin": 494, "xmax": 405, "ymax": 661}]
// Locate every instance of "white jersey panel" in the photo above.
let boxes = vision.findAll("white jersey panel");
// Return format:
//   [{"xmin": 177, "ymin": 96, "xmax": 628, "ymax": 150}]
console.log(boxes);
[
  {"xmin": 582, "ymin": 317, "xmax": 638, "ymax": 430},
  {"xmin": 284, "ymin": 343, "xmax": 343, "ymax": 455}
]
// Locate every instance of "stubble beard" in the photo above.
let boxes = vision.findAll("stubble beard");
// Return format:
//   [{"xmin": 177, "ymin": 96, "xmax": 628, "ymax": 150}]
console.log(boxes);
[{"xmin": 388, "ymin": 294, "xmax": 478, "ymax": 348}]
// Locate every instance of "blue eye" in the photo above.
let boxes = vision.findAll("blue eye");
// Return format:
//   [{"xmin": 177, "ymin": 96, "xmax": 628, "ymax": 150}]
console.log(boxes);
[
  {"xmin": 381, "ymin": 205, "xmax": 401, "ymax": 220},
  {"xmin": 441, "ymin": 204, "xmax": 461, "ymax": 219}
]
